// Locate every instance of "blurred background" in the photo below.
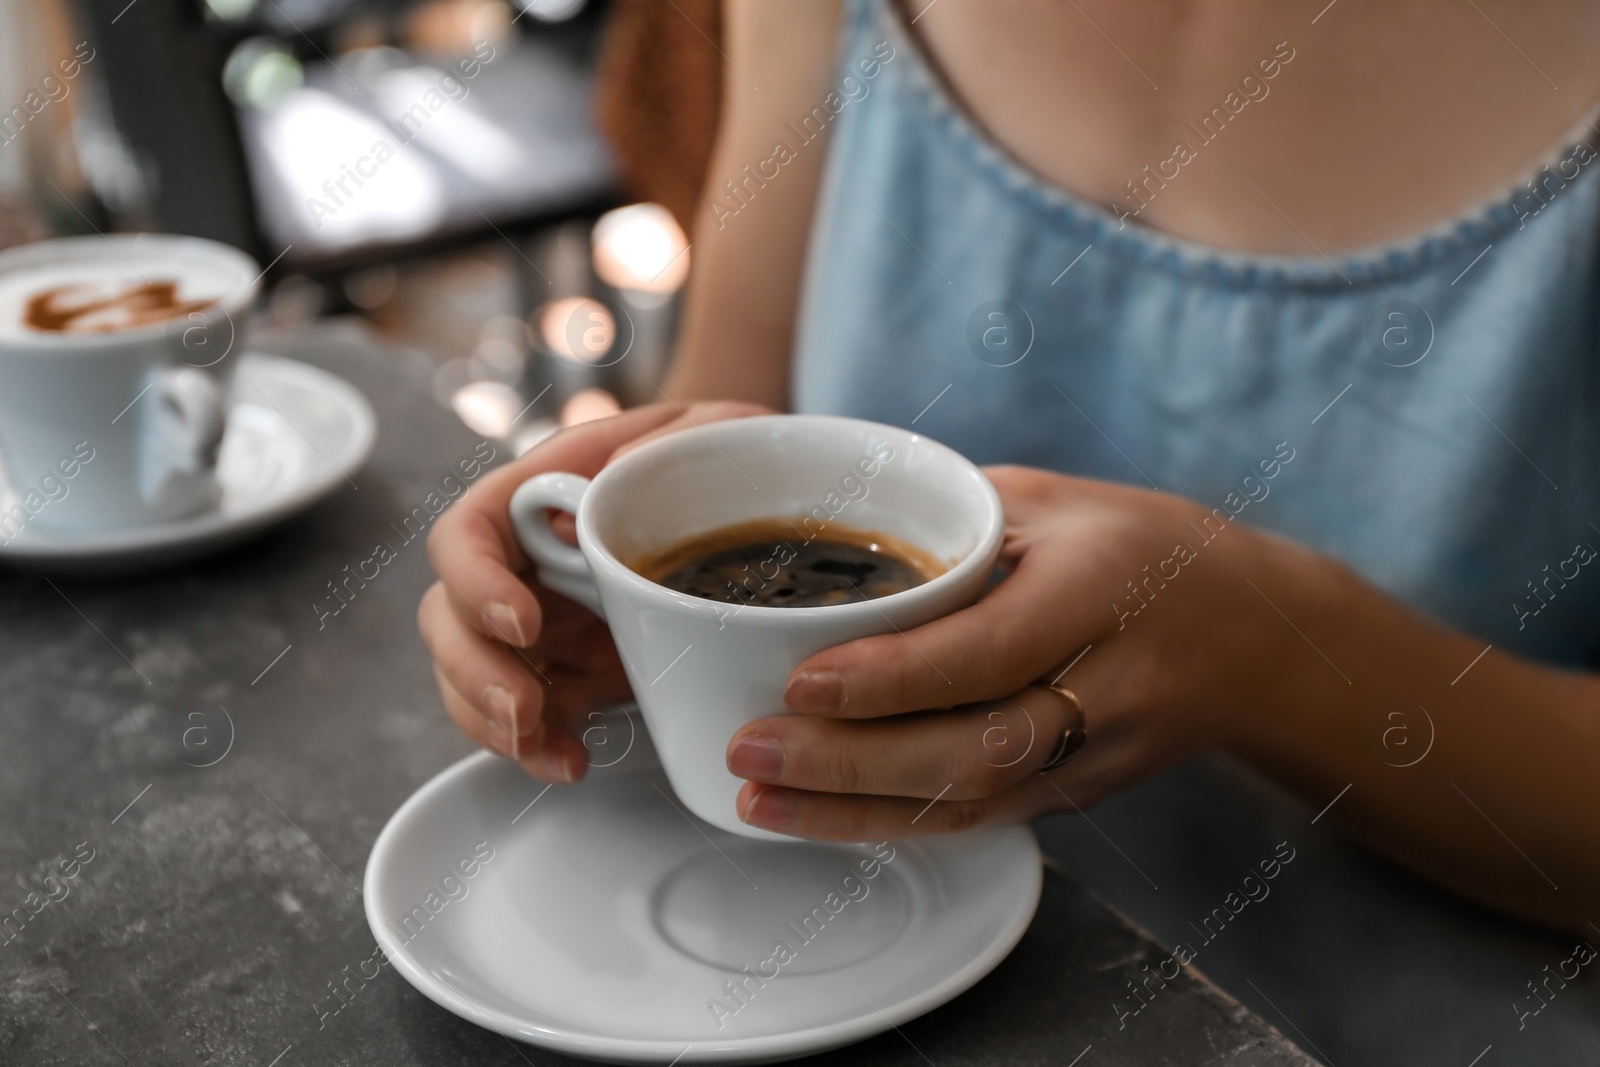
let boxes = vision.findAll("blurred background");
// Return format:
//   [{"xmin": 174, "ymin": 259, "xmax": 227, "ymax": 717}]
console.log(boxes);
[{"xmin": 0, "ymin": 0, "xmax": 721, "ymax": 452}]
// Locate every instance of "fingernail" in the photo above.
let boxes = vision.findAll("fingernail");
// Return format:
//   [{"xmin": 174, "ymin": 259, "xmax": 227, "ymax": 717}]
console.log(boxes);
[
  {"xmin": 482, "ymin": 720, "xmax": 515, "ymax": 759},
  {"xmin": 728, "ymin": 736, "xmax": 785, "ymax": 781},
  {"xmin": 484, "ymin": 685, "xmax": 517, "ymax": 733},
  {"xmin": 561, "ymin": 748, "xmax": 586, "ymax": 784},
  {"xmin": 486, "ymin": 601, "xmax": 525, "ymax": 646},
  {"xmin": 786, "ymin": 670, "xmax": 845, "ymax": 714},
  {"xmin": 525, "ymin": 745, "xmax": 574, "ymax": 784},
  {"xmin": 741, "ymin": 787, "xmax": 798, "ymax": 831}
]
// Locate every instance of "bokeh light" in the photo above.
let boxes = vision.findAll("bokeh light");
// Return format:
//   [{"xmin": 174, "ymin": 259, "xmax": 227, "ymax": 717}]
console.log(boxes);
[
  {"xmin": 450, "ymin": 380, "xmax": 524, "ymax": 438},
  {"xmin": 223, "ymin": 40, "xmax": 304, "ymax": 110},
  {"xmin": 205, "ymin": 0, "xmax": 258, "ymax": 21},
  {"xmin": 536, "ymin": 296, "xmax": 615, "ymax": 363},
  {"xmin": 514, "ymin": 0, "xmax": 588, "ymax": 24},
  {"xmin": 591, "ymin": 203, "xmax": 690, "ymax": 295}
]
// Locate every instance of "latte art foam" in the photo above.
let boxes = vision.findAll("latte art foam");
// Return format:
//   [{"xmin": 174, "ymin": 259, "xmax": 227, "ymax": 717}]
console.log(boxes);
[
  {"xmin": 0, "ymin": 257, "xmax": 238, "ymax": 340},
  {"xmin": 24, "ymin": 280, "xmax": 217, "ymax": 335}
]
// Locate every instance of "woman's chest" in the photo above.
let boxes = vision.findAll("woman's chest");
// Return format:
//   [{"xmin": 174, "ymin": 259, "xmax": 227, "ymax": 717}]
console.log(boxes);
[{"xmin": 908, "ymin": 0, "xmax": 1600, "ymax": 253}]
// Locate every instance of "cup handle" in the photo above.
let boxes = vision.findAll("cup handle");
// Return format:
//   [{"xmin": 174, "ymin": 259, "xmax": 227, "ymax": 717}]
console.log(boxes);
[
  {"xmin": 509, "ymin": 473, "xmax": 605, "ymax": 617},
  {"xmin": 154, "ymin": 366, "xmax": 226, "ymax": 471}
]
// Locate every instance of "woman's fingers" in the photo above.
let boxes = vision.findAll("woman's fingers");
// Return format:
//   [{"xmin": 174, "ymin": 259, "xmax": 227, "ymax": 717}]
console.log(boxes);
[
  {"xmin": 727, "ymin": 685, "xmax": 1076, "ymax": 800},
  {"xmin": 421, "ymin": 581, "xmax": 583, "ymax": 783},
  {"xmin": 733, "ymin": 711, "xmax": 1148, "ymax": 840},
  {"xmin": 427, "ymin": 402, "xmax": 684, "ymax": 645},
  {"xmin": 435, "ymin": 664, "xmax": 515, "ymax": 757},
  {"xmin": 421, "ymin": 581, "xmax": 635, "ymax": 778},
  {"xmin": 423, "ymin": 406, "xmax": 693, "ymax": 787},
  {"xmin": 419, "ymin": 582, "xmax": 546, "ymax": 739},
  {"xmin": 434, "ymin": 664, "xmax": 590, "ymax": 783},
  {"xmin": 736, "ymin": 782, "xmax": 1002, "ymax": 841},
  {"xmin": 427, "ymin": 400, "xmax": 764, "ymax": 648},
  {"xmin": 784, "ymin": 537, "xmax": 1106, "ymax": 718},
  {"xmin": 434, "ymin": 508, "xmax": 543, "ymax": 649},
  {"xmin": 607, "ymin": 400, "xmax": 776, "ymax": 462}
]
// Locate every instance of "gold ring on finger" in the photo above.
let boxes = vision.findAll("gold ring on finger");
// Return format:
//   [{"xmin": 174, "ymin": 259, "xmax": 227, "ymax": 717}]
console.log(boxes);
[{"xmin": 1034, "ymin": 682, "xmax": 1088, "ymax": 773}]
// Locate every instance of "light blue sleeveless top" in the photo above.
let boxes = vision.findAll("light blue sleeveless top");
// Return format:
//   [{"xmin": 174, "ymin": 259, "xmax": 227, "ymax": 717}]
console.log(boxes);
[{"xmin": 792, "ymin": 0, "xmax": 1600, "ymax": 668}]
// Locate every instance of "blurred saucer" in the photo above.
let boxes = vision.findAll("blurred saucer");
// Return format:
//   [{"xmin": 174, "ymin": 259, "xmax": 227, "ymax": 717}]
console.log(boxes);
[
  {"xmin": 364, "ymin": 748, "xmax": 1041, "ymax": 1064},
  {"xmin": 0, "ymin": 353, "xmax": 375, "ymax": 569}
]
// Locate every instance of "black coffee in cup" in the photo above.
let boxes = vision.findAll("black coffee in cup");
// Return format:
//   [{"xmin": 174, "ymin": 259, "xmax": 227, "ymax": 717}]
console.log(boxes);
[{"xmin": 635, "ymin": 517, "xmax": 944, "ymax": 608}]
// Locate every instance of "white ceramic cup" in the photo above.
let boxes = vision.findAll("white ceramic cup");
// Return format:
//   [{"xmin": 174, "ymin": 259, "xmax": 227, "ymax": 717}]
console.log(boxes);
[
  {"xmin": 508, "ymin": 414, "xmax": 1005, "ymax": 840},
  {"xmin": 0, "ymin": 233, "xmax": 260, "ymax": 533}
]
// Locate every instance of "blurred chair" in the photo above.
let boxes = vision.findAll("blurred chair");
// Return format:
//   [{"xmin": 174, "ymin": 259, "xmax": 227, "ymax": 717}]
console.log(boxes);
[
  {"xmin": 65, "ymin": 0, "xmax": 617, "ymax": 272},
  {"xmin": 593, "ymin": 0, "xmax": 720, "ymax": 238},
  {"xmin": 73, "ymin": 0, "xmax": 261, "ymax": 250}
]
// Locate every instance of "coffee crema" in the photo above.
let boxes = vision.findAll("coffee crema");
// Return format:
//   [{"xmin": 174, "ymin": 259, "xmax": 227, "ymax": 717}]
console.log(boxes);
[
  {"xmin": 23, "ymin": 280, "xmax": 218, "ymax": 335},
  {"xmin": 635, "ymin": 518, "xmax": 945, "ymax": 608}
]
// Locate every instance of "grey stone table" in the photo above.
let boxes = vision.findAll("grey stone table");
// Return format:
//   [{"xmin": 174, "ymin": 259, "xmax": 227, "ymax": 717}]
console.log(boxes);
[{"xmin": 0, "ymin": 322, "xmax": 1319, "ymax": 1066}]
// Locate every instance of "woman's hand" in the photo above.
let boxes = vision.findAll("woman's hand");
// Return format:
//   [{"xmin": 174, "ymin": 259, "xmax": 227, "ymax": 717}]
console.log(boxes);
[
  {"xmin": 419, "ymin": 400, "xmax": 776, "ymax": 782},
  {"xmin": 425, "ymin": 421, "xmax": 1600, "ymax": 930},
  {"xmin": 719, "ymin": 463, "xmax": 1600, "ymax": 932},
  {"xmin": 725, "ymin": 464, "xmax": 1315, "ymax": 840}
]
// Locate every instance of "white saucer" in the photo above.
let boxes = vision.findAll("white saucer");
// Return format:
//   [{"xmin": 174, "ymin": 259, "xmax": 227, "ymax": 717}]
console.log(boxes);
[
  {"xmin": 364, "ymin": 747, "xmax": 1042, "ymax": 1064},
  {"xmin": 0, "ymin": 353, "xmax": 375, "ymax": 568}
]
